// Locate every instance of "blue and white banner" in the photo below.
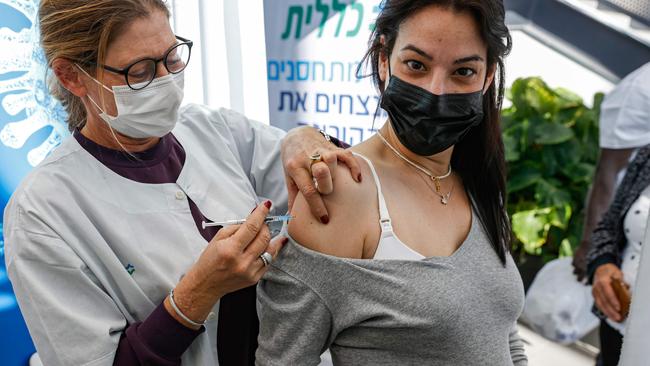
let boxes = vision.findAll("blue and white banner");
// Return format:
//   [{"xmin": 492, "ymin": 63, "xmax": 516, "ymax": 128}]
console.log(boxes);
[
  {"xmin": 264, "ymin": 0, "xmax": 385, "ymax": 145},
  {"xmin": 1, "ymin": 0, "xmax": 67, "ymax": 364}
]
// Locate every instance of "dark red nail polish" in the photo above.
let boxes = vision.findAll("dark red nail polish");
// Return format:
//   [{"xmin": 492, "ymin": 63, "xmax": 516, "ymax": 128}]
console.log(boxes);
[
  {"xmin": 264, "ymin": 200, "xmax": 272, "ymax": 209},
  {"xmin": 282, "ymin": 238, "xmax": 289, "ymax": 245},
  {"xmin": 320, "ymin": 215, "xmax": 329, "ymax": 224}
]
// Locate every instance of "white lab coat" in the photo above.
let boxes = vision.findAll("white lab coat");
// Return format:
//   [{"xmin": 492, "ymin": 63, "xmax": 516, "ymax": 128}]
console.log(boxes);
[{"xmin": 3, "ymin": 104, "xmax": 288, "ymax": 366}]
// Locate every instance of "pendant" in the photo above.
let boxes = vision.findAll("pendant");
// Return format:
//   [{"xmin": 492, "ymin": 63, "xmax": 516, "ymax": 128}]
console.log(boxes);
[
  {"xmin": 440, "ymin": 192, "xmax": 451, "ymax": 206},
  {"xmin": 432, "ymin": 177, "xmax": 441, "ymax": 193}
]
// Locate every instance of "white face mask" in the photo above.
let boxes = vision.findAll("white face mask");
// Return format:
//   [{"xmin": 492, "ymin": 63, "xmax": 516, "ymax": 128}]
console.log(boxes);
[{"xmin": 77, "ymin": 65, "xmax": 184, "ymax": 139}]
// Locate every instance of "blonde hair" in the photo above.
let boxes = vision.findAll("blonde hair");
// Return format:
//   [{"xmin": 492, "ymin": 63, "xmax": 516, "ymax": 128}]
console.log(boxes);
[{"xmin": 39, "ymin": 0, "xmax": 170, "ymax": 131}]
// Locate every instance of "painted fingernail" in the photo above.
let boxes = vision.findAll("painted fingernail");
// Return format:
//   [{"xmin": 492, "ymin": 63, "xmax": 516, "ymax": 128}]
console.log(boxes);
[
  {"xmin": 282, "ymin": 238, "xmax": 289, "ymax": 245},
  {"xmin": 320, "ymin": 215, "xmax": 329, "ymax": 224},
  {"xmin": 264, "ymin": 200, "xmax": 272, "ymax": 209}
]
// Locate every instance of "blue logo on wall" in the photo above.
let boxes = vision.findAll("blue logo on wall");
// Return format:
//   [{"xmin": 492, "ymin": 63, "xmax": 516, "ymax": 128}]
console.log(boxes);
[{"xmin": 1, "ymin": 1, "xmax": 69, "ymax": 364}]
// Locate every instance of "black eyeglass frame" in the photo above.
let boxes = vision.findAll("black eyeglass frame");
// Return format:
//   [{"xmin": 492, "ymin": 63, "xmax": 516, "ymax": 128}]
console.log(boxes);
[{"xmin": 86, "ymin": 35, "xmax": 193, "ymax": 90}]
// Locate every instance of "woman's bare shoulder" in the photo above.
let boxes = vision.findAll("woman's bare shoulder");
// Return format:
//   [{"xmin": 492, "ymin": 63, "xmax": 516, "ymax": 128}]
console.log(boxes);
[{"xmin": 287, "ymin": 155, "xmax": 376, "ymax": 259}]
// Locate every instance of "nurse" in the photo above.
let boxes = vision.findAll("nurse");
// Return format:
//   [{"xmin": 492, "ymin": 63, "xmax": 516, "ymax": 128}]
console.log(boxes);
[{"xmin": 3, "ymin": 0, "xmax": 360, "ymax": 365}]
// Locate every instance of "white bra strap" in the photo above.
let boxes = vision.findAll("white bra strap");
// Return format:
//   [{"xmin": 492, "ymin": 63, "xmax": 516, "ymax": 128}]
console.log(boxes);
[{"xmin": 351, "ymin": 152, "xmax": 393, "ymax": 232}]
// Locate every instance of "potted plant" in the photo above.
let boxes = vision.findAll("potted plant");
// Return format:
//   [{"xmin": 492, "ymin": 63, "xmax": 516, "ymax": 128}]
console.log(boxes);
[{"xmin": 501, "ymin": 77, "xmax": 603, "ymax": 290}]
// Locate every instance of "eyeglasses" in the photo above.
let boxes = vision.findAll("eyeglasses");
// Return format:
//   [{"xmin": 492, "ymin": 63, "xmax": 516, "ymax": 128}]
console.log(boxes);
[{"xmin": 88, "ymin": 35, "xmax": 193, "ymax": 90}]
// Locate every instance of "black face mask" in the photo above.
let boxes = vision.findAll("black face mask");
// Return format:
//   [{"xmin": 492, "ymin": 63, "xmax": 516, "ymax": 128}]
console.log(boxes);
[{"xmin": 380, "ymin": 76, "xmax": 484, "ymax": 156}]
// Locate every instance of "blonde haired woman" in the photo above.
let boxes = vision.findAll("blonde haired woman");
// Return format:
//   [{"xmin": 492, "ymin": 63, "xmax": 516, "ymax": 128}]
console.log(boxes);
[{"xmin": 3, "ymin": 0, "xmax": 360, "ymax": 365}]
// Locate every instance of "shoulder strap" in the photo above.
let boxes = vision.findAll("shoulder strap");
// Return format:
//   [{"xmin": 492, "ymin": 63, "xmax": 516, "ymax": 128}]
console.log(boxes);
[{"xmin": 352, "ymin": 152, "xmax": 393, "ymax": 232}]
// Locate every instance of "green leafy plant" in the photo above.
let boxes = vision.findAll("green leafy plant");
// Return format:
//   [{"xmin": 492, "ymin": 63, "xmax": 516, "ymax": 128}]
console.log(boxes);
[{"xmin": 502, "ymin": 77, "xmax": 603, "ymax": 263}]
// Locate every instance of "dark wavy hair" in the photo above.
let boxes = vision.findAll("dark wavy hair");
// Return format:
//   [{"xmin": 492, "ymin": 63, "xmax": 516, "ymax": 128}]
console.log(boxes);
[{"xmin": 359, "ymin": 0, "xmax": 513, "ymax": 265}]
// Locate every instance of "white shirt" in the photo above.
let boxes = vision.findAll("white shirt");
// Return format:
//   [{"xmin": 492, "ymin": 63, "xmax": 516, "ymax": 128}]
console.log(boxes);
[
  {"xmin": 606, "ymin": 184, "xmax": 650, "ymax": 334},
  {"xmin": 619, "ymin": 206, "xmax": 650, "ymax": 365},
  {"xmin": 599, "ymin": 62, "xmax": 650, "ymax": 150},
  {"xmin": 3, "ymin": 104, "xmax": 287, "ymax": 366}
]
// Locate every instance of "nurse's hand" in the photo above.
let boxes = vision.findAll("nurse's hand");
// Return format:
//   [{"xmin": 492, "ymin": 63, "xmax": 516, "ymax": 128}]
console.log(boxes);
[
  {"xmin": 282, "ymin": 126, "xmax": 362, "ymax": 224},
  {"xmin": 167, "ymin": 201, "xmax": 287, "ymax": 329},
  {"xmin": 592, "ymin": 263, "xmax": 624, "ymax": 322}
]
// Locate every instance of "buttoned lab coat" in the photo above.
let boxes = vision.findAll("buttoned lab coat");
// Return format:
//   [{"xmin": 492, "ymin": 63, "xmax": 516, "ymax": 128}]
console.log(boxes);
[{"xmin": 3, "ymin": 104, "xmax": 288, "ymax": 366}]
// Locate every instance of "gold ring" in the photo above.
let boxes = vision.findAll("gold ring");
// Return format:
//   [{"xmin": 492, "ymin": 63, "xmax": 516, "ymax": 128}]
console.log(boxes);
[{"xmin": 309, "ymin": 153, "xmax": 323, "ymax": 168}]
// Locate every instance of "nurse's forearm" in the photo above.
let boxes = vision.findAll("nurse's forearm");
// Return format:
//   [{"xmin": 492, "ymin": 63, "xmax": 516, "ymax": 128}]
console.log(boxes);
[
  {"xmin": 163, "ymin": 265, "xmax": 224, "ymax": 329},
  {"xmin": 113, "ymin": 302, "xmax": 204, "ymax": 365},
  {"xmin": 283, "ymin": 126, "xmax": 350, "ymax": 151},
  {"xmin": 112, "ymin": 263, "xmax": 226, "ymax": 365}
]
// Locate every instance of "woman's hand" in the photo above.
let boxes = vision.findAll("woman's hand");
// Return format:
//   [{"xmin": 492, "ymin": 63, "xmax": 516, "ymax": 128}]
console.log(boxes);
[
  {"xmin": 166, "ymin": 201, "xmax": 286, "ymax": 329},
  {"xmin": 281, "ymin": 126, "xmax": 362, "ymax": 223},
  {"xmin": 592, "ymin": 263, "xmax": 624, "ymax": 322}
]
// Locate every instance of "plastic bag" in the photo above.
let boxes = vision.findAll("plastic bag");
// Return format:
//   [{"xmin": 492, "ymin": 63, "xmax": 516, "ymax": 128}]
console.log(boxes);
[{"xmin": 520, "ymin": 257, "xmax": 599, "ymax": 344}]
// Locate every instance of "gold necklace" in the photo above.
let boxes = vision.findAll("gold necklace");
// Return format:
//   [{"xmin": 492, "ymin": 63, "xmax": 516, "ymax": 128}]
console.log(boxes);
[
  {"xmin": 415, "ymin": 167, "xmax": 455, "ymax": 205},
  {"xmin": 377, "ymin": 131, "xmax": 454, "ymax": 205}
]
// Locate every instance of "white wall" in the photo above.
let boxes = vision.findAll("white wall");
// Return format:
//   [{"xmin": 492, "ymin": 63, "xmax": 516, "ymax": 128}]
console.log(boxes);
[
  {"xmin": 170, "ymin": 0, "xmax": 270, "ymax": 124},
  {"xmin": 505, "ymin": 31, "xmax": 615, "ymax": 107}
]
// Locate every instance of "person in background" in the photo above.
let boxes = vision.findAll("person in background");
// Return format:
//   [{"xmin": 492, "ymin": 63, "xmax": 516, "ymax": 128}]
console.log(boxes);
[
  {"xmin": 573, "ymin": 62, "xmax": 650, "ymax": 280},
  {"xmin": 256, "ymin": 0, "xmax": 527, "ymax": 364},
  {"xmin": 587, "ymin": 145, "xmax": 650, "ymax": 366},
  {"xmin": 3, "ymin": 0, "xmax": 361, "ymax": 365},
  {"xmin": 572, "ymin": 61, "xmax": 650, "ymax": 366}
]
